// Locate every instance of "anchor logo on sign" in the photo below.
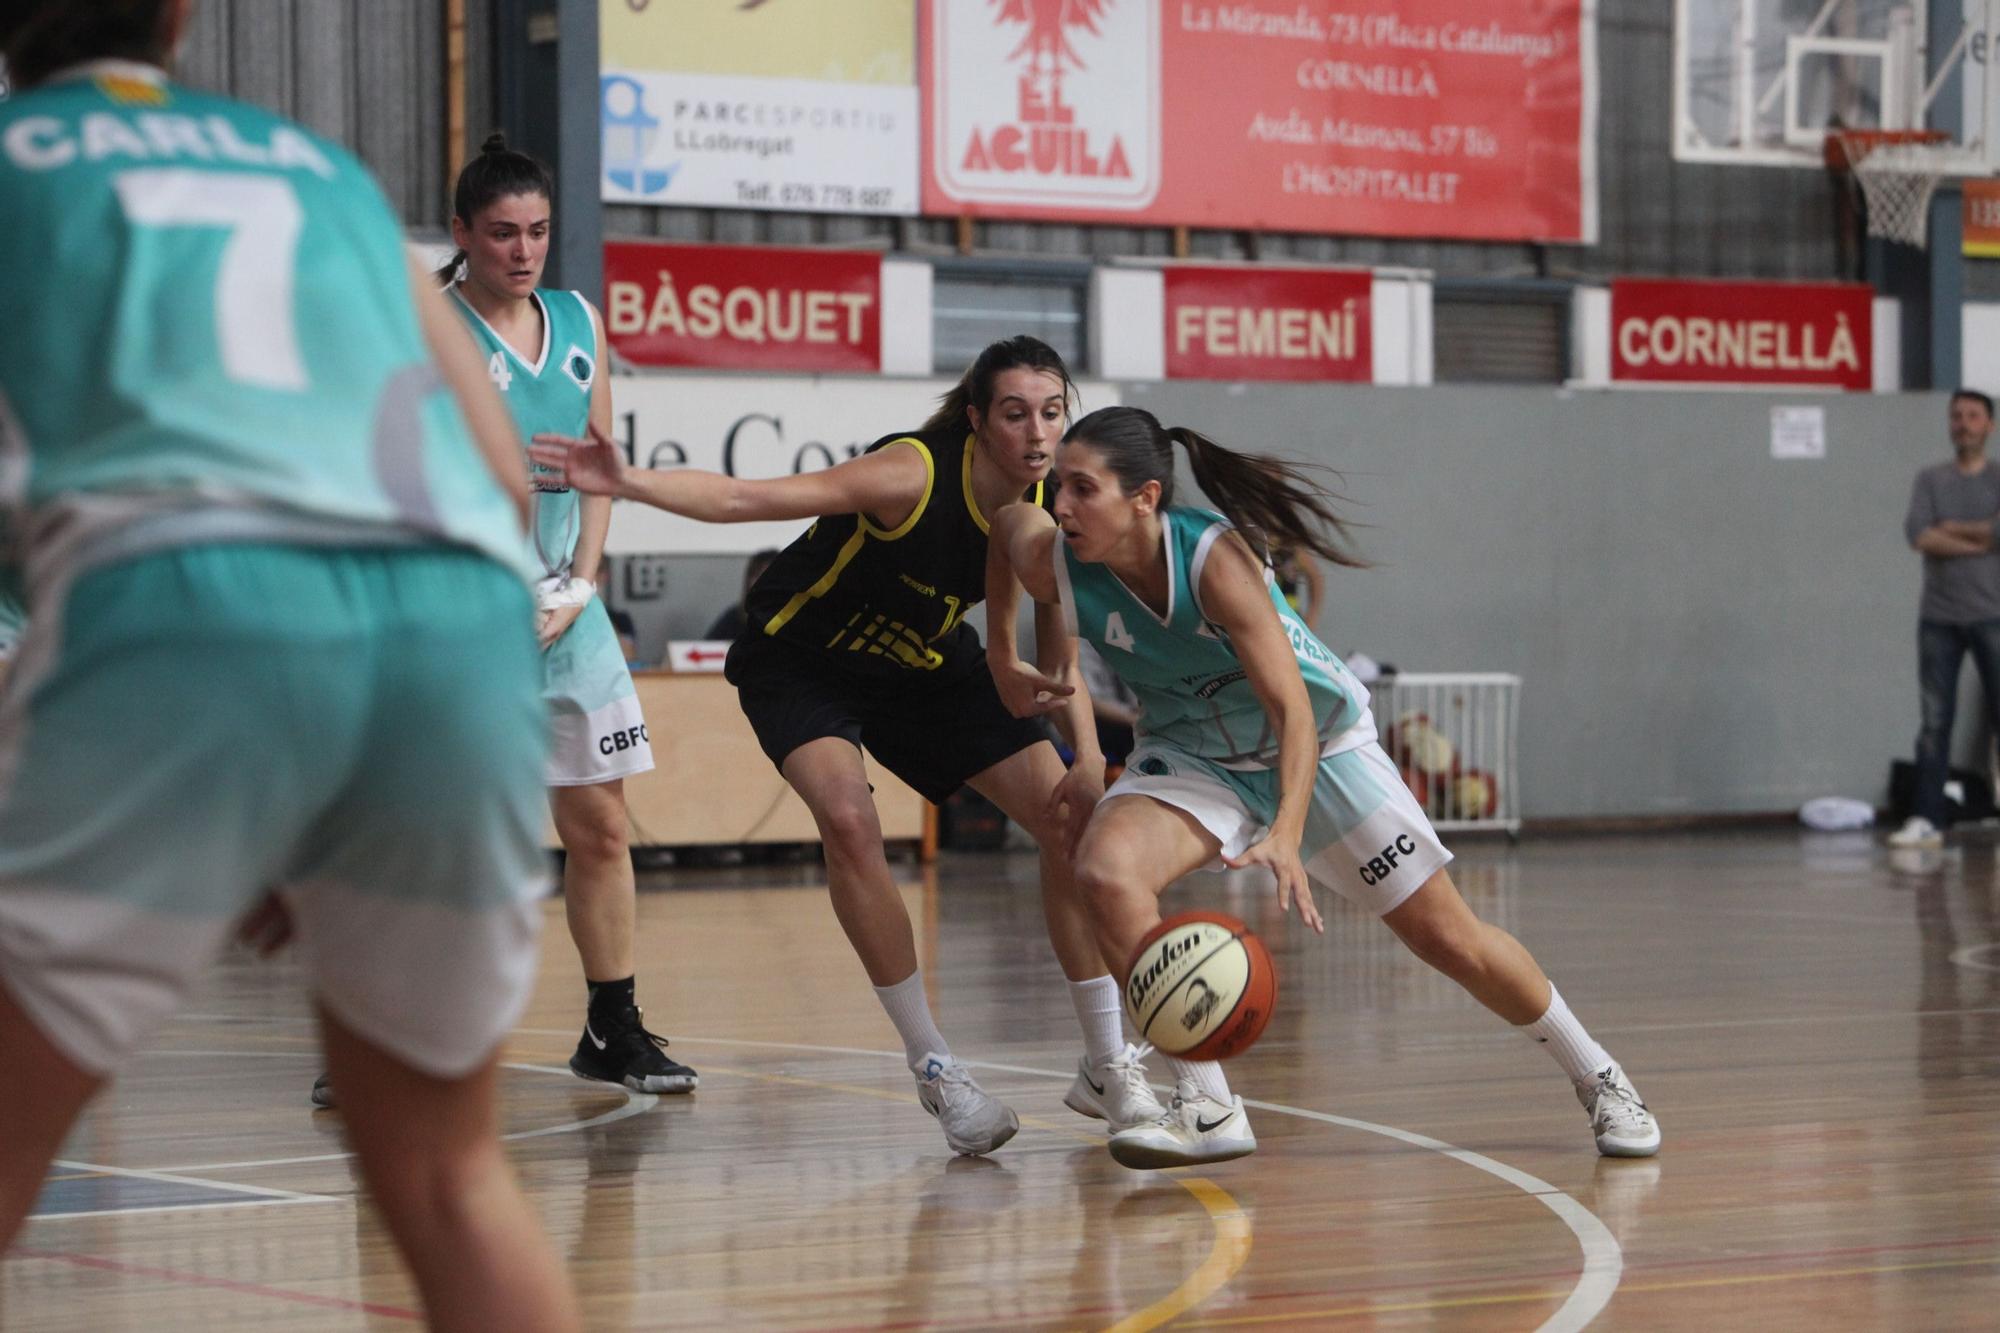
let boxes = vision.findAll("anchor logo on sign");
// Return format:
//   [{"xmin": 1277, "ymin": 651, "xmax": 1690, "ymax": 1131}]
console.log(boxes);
[{"xmin": 601, "ymin": 74, "xmax": 676, "ymax": 196}]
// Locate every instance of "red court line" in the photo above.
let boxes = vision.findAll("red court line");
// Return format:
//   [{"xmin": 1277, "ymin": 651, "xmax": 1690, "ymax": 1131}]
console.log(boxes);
[{"xmin": 15, "ymin": 1246, "xmax": 421, "ymax": 1321}]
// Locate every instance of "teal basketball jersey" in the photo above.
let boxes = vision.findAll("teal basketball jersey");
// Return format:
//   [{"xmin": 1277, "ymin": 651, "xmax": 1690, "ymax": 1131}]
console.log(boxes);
[
  {"xmin": 1058, "ymin": 507, "xmax": 1375, "ymax": 768},
  {"xmin": 447, "ymin": 285, "xmax": 598, "ymax": 581},
  {"xmin": 0, "ymin": 62, "xmax": 531, "ymax": 586}
]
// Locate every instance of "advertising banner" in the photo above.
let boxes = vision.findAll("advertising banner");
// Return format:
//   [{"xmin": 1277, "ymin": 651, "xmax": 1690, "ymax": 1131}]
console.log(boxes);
[
  {"xmin": 1610, "ymin": 279, "xmax": 1873, "ymax": 391},
  {"xmin": 923, "ymin": 1, "xmax": 1594, "ymax": 243},
  {"xmin": 1164, "ymin": 265, "xmax": 1372, "ymax": 381},
  {"xmin": 599, "ymin": 0, "xmax": 918, "ymax": 214},
  {"xmin": 603, "ymin": 240, "xmax": 882, "ymax": 373},
  {"xmin": 1966, "ymin": 178, "xmax": 2000, "ymax": 258},
  {"xmin": 603, "ymin": 375, "xmax": 1117, "ymax": 554}
]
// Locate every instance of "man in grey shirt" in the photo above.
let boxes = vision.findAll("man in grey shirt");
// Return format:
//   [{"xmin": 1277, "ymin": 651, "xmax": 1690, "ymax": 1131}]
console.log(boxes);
[{"xmin": 1895, "ymin": 389, "xmax": 2000, "ymax": 847}]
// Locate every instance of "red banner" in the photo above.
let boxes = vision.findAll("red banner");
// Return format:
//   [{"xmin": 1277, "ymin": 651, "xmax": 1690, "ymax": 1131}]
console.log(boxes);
[
  {"xmin": 1610, "ymin": 279, "xmax": 1872, "ymax": 391},
  {"xmin": 602, "ymin": 240, "xmax": 881, "ymax": 372},
  {"xmin": 922, "ymin": 2, "xmax": 1592, "ymax": 243},
  {"xmin": 1164, "ymin": 266, "xmax": 1372, "ymax": 381},
  {"xmin": 1966, "ymin": 179, "xmax": 2000, "ymax": 258}
]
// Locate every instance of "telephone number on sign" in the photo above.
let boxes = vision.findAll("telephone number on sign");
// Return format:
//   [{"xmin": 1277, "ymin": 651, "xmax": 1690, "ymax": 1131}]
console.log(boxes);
[{"xmin": 733, "ymin": 181, "xmax": 900, "ymax": 210}]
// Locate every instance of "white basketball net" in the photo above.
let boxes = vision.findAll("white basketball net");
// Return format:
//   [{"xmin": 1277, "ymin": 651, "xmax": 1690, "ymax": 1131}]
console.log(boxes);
[{"xmin": 1834, "ymin": 132, "xmax": 1954, "ymax": 248}]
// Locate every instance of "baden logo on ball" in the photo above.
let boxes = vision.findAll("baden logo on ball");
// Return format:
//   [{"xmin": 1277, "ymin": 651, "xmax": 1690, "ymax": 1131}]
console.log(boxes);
[{"xmin": 1123, "ymin": 910, "xmax": 1276, "ymax": 1061}]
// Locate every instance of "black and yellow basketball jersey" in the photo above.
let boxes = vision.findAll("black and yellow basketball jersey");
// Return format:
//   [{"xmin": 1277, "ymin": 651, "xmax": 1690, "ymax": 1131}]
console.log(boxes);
[{"xmin": 745, "ymin": 426, "xmax": 1050, "ymax": 678}]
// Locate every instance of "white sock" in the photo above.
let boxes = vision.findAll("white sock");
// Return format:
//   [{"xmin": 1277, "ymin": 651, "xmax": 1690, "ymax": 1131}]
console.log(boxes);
[
  {"xmin": 1520, "ymin": 983, "xmax": 1612, "ymax": 1084},
  {"xmin": 874, "ymin": 970, "xmax": 951, "ymax": 1070},
  {"xmin": 1165, "ymin": 1056, "xmax": 1232, "ymax": 1103},
  {"xmin": 1067, "ymin": 975, "xmax": 1127, "ymax": 1063}
]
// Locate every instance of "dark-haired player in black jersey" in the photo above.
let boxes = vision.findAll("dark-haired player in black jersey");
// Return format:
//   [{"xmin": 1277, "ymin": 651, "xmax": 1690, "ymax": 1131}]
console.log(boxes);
[{"xmin": 530, "ymin": 337, "xmax": 1165, "ymax": 1155}]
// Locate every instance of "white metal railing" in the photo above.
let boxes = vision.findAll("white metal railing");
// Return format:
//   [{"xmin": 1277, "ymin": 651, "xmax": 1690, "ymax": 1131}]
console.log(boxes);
[{"xmin": 1368, "ymin": 673, "xmax": 1522, "ymax": 836}]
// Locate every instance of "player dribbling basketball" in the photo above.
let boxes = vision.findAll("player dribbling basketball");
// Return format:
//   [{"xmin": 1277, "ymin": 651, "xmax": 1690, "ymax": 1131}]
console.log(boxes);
[{"xmin": 988, "ymin": 405, "xmax": 1662, "ymax": 1168}]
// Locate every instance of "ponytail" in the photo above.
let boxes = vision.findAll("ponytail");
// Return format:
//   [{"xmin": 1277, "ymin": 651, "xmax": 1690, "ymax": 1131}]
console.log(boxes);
[
  {"xmin": 924, "ymin": 334, "xmax": 1077, "ymax": 432},
  {"xmin": 1065, "ymin": 406, "xmax": 1368, "ymax": 570},
  {"xmin": 1168, "ymin": 426, "xmax": 1367, "ymax": 570}
]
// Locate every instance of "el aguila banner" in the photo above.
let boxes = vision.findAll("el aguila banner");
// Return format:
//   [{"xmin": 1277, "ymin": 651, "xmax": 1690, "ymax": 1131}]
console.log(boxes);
[{"xmin": 922, "ymin": 1, "xmax": 1596, "ymax": 244}]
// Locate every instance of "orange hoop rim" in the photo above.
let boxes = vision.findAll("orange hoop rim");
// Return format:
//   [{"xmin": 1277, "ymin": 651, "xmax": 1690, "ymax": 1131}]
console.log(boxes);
[{"xmin": 1824, "ymin": 128, "xmax": 1952, "ymax": 173}]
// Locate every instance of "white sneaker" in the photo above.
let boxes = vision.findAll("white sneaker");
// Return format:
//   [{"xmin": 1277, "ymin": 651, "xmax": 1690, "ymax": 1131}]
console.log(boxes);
[
  {"xmin": 1578, "ymin": 1063, "xmax": 1661, "ymax": 1158},
  {"xmin": 1064, "ymin": 1042, "xmax": 1167, "ymax": 1132},
  {"xmin": 1107, "ymin": 1079, "xmax": 1257, "ymax": 1170},
  {"xmin": 1887, "ymin": 816, "xmax": 1943, "ymax": 849},
  {"xmin": 913, "ymin": 1053, "xmax": 1019, "ymax": 1156}
]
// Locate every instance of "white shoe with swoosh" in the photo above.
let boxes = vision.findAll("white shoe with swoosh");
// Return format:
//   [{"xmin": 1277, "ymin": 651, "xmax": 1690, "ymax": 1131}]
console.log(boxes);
[{"xmin": 1107, "ymin": 1079, "xmax": 1256, "ymax": 1169}]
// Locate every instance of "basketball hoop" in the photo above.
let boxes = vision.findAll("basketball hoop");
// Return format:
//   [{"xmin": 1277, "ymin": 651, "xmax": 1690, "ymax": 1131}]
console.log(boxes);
[{"xmin": 1825, "ymin": 129, "xmax": 1955, "ymax": 249}]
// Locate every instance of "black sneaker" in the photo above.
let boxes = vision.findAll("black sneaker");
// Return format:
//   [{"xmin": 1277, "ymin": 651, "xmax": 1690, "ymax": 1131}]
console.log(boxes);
[
  {"xmin": 570, "ymin": 1006, "xmax": 698, "ymax": 1094},
  {"xmin": 310, "ymin": 1072, "xmax": 336, "ymax": 1109}
]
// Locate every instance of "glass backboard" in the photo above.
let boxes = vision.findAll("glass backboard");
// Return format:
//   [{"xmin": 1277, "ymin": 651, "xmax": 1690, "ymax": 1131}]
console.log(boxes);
[{"xmin": 1675, "ymin": 0, "xmax": 1998, "ymax": 170}]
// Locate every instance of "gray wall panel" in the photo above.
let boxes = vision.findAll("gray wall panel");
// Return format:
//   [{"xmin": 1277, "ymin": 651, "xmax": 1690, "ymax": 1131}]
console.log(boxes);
[{"xmin": 619, "ymin": 382, "xmax": 1944, "ymax": 821}]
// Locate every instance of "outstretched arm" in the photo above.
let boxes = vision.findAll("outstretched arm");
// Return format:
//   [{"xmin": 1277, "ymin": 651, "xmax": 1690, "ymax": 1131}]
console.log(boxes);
[
  {"xmin": 1200, "ymin": 534, "xmax": 1325, "ymax": 933},
  {"xmin": 529, "ymin": 427, "xmax": 930, "ymax": 528}
]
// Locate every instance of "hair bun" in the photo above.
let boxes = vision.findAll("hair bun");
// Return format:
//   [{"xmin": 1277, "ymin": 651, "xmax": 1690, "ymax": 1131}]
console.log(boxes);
[{"xmin": 480, "ymin": 131, "xmax": 509, "ymax": 156}]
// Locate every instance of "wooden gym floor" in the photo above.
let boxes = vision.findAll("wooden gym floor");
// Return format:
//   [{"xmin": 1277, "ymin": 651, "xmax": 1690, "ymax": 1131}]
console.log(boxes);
[{"xmin": 5, "ymin": 829, "xmax": 1998, "ymax": 1330}]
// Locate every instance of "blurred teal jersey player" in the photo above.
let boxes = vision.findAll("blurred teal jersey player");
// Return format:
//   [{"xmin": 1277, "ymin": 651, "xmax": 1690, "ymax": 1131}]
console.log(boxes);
[{"xmin": 0, "ymin": 7, "xmax": 582, "ymax": 1324}]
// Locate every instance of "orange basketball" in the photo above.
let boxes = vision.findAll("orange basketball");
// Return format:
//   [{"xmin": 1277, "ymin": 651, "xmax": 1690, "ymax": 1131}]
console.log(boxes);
[{"xmin": 1123, "ymin": 910, "xmax": 1276, "ymax": 1061}]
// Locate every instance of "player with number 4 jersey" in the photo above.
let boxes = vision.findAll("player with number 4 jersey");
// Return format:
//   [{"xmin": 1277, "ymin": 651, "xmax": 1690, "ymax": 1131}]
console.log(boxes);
[
  {"xmin": 988, "ymin": 406, "xmax": 1662, "ymax": 1169},
  {"xmin": 0, "ymin": 5, "xmax": 578, "ymax": 1326}
]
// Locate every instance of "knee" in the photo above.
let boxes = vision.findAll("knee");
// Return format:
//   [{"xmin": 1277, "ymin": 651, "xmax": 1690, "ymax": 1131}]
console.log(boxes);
[
  {"xmin": 1071, "ymin": 841, "xmax": 1138, "ymax": 913},
  {"xmin": 816, "ymin": 794, "xmax": 884, "ymax": 866},
  {"xmin": 360, "ymin": 1137, "xmax": 505, "ymax": 1225},
  {"xmin": 1401, "ymin": 919, "xmax": 1487, "ymax": 981},
  {"xmin": 558, "ymin": 804, "xmax": 628, "ymax": 866}
]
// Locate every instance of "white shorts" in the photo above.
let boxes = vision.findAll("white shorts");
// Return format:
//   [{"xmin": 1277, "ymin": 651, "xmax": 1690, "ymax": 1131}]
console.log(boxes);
[
  {"xmin": 543, "ymin": 597, "xmax": 654, "ymax": 786},
  {"xmin": 1105, "ymin": 740, "xmax": 1452, "ymax": 917}
]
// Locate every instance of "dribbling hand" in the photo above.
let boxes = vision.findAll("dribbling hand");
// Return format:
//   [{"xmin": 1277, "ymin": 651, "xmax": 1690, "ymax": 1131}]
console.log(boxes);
[
  {"xmin": 528, "ymin": 422, "xmax": 627, "ymax": 496},
  {"xmin": 1225, "ymin": 836, "xmax": 1324, "ymax": 933}
]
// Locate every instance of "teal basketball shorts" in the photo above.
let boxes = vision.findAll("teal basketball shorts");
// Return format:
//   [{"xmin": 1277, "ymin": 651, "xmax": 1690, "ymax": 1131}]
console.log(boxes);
[
  {"xmin": 1104, "ymin": 738, "xmax": 1452, "ymax": 917},
  {"xmin": 0, "ymin": 543, "xmax": 551, "ymax": 1078}
]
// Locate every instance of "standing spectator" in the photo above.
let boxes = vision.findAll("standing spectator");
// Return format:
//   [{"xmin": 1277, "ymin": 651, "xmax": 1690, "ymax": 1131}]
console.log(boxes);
[{"xmin": 1895, "ymin": 390, "xmax": 2000, "ymax": 849}]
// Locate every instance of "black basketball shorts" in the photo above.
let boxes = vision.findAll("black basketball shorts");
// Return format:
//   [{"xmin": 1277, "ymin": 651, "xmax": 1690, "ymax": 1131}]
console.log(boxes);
[{"xmin": 724, "ymin": 631, "xmax": 1056, "ymax": 804}]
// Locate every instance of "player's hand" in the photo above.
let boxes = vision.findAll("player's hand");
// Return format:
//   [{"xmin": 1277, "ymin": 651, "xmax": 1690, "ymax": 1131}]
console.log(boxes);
[
  {"xmin": 528, "ymin": 421, "xmax": 627, "ymax": 496},
  {"xmin": 234, "ymin": 892, "xmax": 295, "ymax": 957},
  {"xmin": 991, "ymin": 656, "xmax": 1074, "ymax": 718},
  {"xmin": 1226, "ymin": 835, "xmax": 1323, "ymax": 933},
  {"xmin": 1045, "ymin": 757, "xmax": 1106, "ymax": 858},
  {"xmin": 537, "ymin": 600, "xmax": 585, "ymax": 650}
]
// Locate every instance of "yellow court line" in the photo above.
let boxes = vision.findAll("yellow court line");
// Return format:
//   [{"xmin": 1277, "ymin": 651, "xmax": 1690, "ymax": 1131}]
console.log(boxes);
[
  {"xmin": 1172, "ymin": 1252, "xmax": 2000, "ymax": 1326},
  {"xmin": 585, "ymin": 1058, "xmax": 1253, "ymax": 1331},
  {"xmin": 1102, "ymin": 1175, "xmax": 1253, "ymax": 1333}
]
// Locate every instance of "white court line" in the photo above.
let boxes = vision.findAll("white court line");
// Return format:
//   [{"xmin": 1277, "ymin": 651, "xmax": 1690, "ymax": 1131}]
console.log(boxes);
[
  {"xmin": 35, "ymin": 1051, "xmax": 653, "ymax": 1189},
  {"xmin": 23, "ymin": 1198, "xmax": 326, "ymax": 1223},
  {"xmin": 51, "ymin": 1159, "xmax": 331, "ymax": 1206},
  {"xmin": 513, "ymin": 1031, "xmax": 1623, "ymax": 1333}
]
